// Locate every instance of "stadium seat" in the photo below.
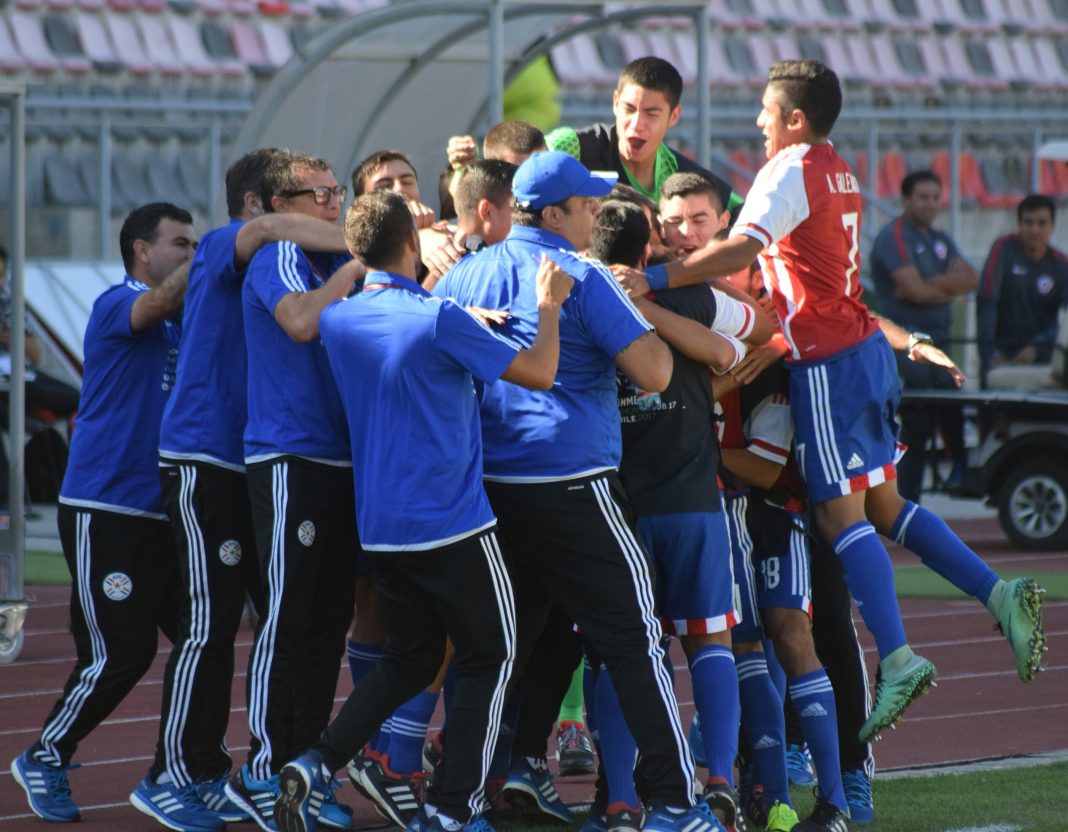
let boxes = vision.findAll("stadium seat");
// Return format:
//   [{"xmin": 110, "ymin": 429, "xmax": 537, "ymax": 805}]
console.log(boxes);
[
  {"xmin": 9, "ymin": 11, "xmax": 63, "ymax": 74},
  {"xmin": 843, "ymin": 35, "xmax": 887, "ymax": 87},
  {"xmin": 592, "ymin": 31, "xmax": 627, "ymax": 72},
  {"xmin": 106, "ymin": 0, "xmax": 137, "ymax": 12},
  {"xmin": 749, "ymin": 33, "xmax": 782, "ymax": 71},
  {"xmin": 103, "ymin": 14, "xmax": 154, "ymax": 76},
  {"xmin": 987, "ymin": 36, "xmax": 1028, "ymax": 89},
  {"xmin": 230, "ymin": 19, "xmax": 275, "ymax": 75},
  {"xmin": 705, "ymin": 33, "xmax": 751, "ymax": 90},
  {"xmin": 74, "ymin": 12, "xmax": 123, "ymax": 74},
  {"xmin": 864, "ymin": 0, "xmax": 931, "ymax": 33},
  {"xmin": 201, "ymin": 19, "xmax": 237, "ymax": 59},
  {"xmin": 749, "ymin": 0, "xmax": 791, "ymax": 30},
  {"xmin": 177, "ymin": 154, "xmax": 210, "ymax": 212},
  {"xmin": 196, "ymin": 0, "xmax": 227, "ymax": 15},
  {"xmin": 816, "ymin": 0, "xmax": 864, "ymax": 31},
  {"xmin": 256, "ymin": 0, "xmax": 290, "ymax": 15},
  {"xmin": 1031, "ymin": 36, "xmax": 1068, "ymax": 90},
  {"xmin": 169, "ymin": 16, "xmax": 238, "ymax": 77},
  {"xmin": 257, "ymin": 18, "xmax": 293, "ymax": 67},
  {"xmin": 43, "ymin": 14, "xmax": 93, "ymax": 76},
  {"xmin": 0, "ymin": 17, "xmax": 30, "ymax": 72},
  {"xmin": 224, "ymin": 0, "xmax": 255, "ymax": 16},
  {"xmin": 707, "ymin": 0, "xmax": 762, "ymax": 31},
  {"xmin": 304, "ymin": 0, "xmax": 342, "ymax": 17},
  {"xmin": 727, "ymin": 147, "xmax": 757, "ymax": 196},
  {"xmin": 1010, "ymin": 36, "xmax": 1060, "ymax": 90},
  {"xmin": 111, "ymin": 156, "xmax": 156, "ymax": 210},
  {"xmin": 146, "ymin": 155, "xmax": 192, "ymax": 209},
  {"xmin": 75, "ymin": 0, "xmax": 106, "ymax": 11},
  {"xmin": 924, "ymin": 0, "xmax": 998, "ymax": 34},
  {"xmin": 1015, "ymin": 0, "xmax": 1068, "ymax": 35},
  {"xmin": 819, "ymin": 35, "xmax": 865, "ymax": 85},
  {"xmin": 941, "ymin": 37, "xmax": 1003, "ymax": 89},
  {"xmin": 978, "ymin": 151, "xmax": 1025, "ymax": 209},
  {"xmin": 616, "ymin": 29, "xmax": 652, "ymax": 65},
  {"xmin": 45, "ymin": 0, "xmax": 76, "ymax": 12},
  {"xmin": 872, "ymin": 33, "xmax": 934, "ymax": 88},
  {"xmin": 45, "ymin": 154, "xmax": 94, "ymax": 208},
  {"xmin": 140, "ymin": 0, "xmax": 168, "ymax": 12},
  {"xmin": 877, "ymin": 150, "xmax": 908, "ymax": 199},
  {"xmin": 663, "ymin": 29, "xmax": 697, "ymax": 86},
  {"xmin": 135, "ymin": 16, "xmax": 187, "ymax": 76}
]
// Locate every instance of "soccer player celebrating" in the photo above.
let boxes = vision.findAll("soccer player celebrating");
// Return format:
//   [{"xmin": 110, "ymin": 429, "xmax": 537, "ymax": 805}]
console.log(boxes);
[{"xmin": 622, "ymin": 59, "xmax": 1045, "ymax": 759}]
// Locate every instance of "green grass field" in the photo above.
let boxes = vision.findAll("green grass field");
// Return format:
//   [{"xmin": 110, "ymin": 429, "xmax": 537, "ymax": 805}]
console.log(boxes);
[
  {"xmin": 510, "ymin": 760, "xmax": 1066, "ymax": 832},
  {"xmin": 24, "ymin": 548, "xmax": 69, "ymax": 585}
]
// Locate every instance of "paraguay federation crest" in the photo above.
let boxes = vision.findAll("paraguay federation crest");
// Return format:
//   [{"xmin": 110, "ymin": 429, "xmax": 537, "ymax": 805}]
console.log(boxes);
[
  {"xmin": 102, "ymin": 572, "xmax": 133, "ymax": 601},
  {"xmin": 298, "ymin": 520, "xmax": 316, "ymax": 547},
  {"xmin": 219, "ymin": 540, "xmax": 242, "ymax": 566}
]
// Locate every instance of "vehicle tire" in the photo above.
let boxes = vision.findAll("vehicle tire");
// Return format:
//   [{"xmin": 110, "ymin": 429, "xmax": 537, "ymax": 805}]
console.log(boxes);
[
  {"xmin": 997, "ymin": 460, "xmax": 1068, "ymax": 551},
  {"xmin": 0, "ymin": 628, "xmax": 24, "ymax": 664}
]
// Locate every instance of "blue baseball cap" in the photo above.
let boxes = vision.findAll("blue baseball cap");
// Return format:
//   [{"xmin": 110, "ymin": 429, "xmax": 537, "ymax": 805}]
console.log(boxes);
[{"xmin": 512, "ymin": 151, "xmax": 618, "ymax": 210}]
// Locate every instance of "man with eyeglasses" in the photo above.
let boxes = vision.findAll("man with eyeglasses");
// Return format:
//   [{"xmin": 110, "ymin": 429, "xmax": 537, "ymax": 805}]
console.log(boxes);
[
  {"xmin": 136, "ymin": 149, "xmax": 353, "ymax": 832},
  {"xmin": 224, "ymin": 151, "xmax": 364, "ymax": 832}
]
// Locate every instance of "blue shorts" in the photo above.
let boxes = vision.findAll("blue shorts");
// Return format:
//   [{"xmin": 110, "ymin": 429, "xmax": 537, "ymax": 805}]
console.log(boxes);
[
  {"xmin": 637, "ymin": 510, "xmax": 737, "ymax": 636},
  {"xmin": 725, "ymin": 492, "xmax": 762, "ymax": 643},
  {"xmin": 788, "ymin": 332, "xmax": 904, "ymax": 505},
  {"xmin": 748, "ymin": 498, "xmax": 812, "ymax": 617}
]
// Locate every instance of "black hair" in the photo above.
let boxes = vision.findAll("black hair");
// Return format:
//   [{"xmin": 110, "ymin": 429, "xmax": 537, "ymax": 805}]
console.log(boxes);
[
  {"xmin": 660, "ymin": 171, "xmax": 725, "ymax": 213},
  {"xmin": 483, "ymin": 121, "xmax": 547, "ymax": 160},
  {"xmin": 767, "ymin": 59, "xmax": 842, "ymax": 138},
  {"xmin": 618, "ymin": 57, "xmax": 684, "ymax": 110},
  {"xmin": 119, "ymin": 202, "xmax": 193, "ymax": 272},
  {"xmin": 351, "ymin": 149, "xmax": 417, "ymax": 197},
  {"xmin": 225, "ymin": 147, "xmax": 279, "ymax": 218},
  {"xmin": 900, "ymin": 169, "xmax": 942, "ymax": 198},
  {"xmin": 589, "ymin": 200, "xmax": 650, "ymax": 268},
  {"xmin": 456, "ymin": 159, "xmax": 517, "ymax": 221},
  {"xmin": 1017, "ymin": 193, "xmax": 1056, "ymax": 223},
  {"xmin": 344, "ymin": 190, "xmax": 415, "ymax": 270}
]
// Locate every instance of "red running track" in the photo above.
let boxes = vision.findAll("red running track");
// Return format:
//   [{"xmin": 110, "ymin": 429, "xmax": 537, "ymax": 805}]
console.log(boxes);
[{"xmin": 1, "ymin": 516, "xmax": 1064, "ymax": 829}]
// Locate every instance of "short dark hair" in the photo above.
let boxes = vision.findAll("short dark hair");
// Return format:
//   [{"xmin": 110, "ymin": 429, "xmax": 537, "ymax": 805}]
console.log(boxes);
[
  {"xmin": 589, "ymin": 200, "xmax": 650, "ymax": 268},
  {"xmin": 618, "ymin": 57, "xmax": 683, "ymax": 110},
  {"xmin": 456, "ymin": 159, "xmax": 517, "ymax": 220},
  {"xmin": 226, "ymin": 148, "xmax": 279, "ymax": 218},
  {"xmin": 1018, "ymin": 193, "xmax": 1056, "ymax": 223},
  {"xmin": 119, "ymin": 202, "xmax": 193, "ymax": 272},
  {"xmin": 351, "ymin": 149, "xmax": 417, "ymax": 197},
  {"xmin": 609, "ymin": 183, "xmax": 660, "ymax": 237},
  {"xmin": 344, "ymin": 190, "xmax": 415, "ymax": 269},
  {"xmin": 483, "ymin": 120, "xmax": 546, "ymax": 161},
  {"xmin": 264, "ymin": 150, "xmax": 334, "ymax": 202},
  {"xmin": 660, "ymin": 171, "xmax": 725, "ymax": 212},
  {"xmin": 900, "ymin": 169, "xmax": 942, "ymax": 198},
  {"xmin": 767, "ymin": 59, "xmax": 842, "ymax": 138}
]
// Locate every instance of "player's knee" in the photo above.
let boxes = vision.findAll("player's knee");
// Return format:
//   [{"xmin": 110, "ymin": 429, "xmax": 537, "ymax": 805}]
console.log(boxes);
[{"xmin": 766, "ymin": 613, "xmax": 817, "ymax": 676}]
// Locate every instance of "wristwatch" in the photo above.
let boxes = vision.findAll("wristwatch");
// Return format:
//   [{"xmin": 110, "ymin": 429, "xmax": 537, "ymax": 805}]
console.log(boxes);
[{"xmin": 906, "ymin": 331, "xmax": 933, "ymax": 355}]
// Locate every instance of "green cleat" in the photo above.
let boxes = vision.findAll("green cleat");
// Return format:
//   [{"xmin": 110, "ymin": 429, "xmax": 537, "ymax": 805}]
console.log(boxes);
[
  {"xmin": 988, "ymin": 577, "xmax": 1046, "ymax": 682},
  {"xmin": 858, "ymin": 647, "xmax": 936, "ymax": 742},
  {"xmin": 765, "ymin": 800, "xmax": 800, "ymax": 831}
]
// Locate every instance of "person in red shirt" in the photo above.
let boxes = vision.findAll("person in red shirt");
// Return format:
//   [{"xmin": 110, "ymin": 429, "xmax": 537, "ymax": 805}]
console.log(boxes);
[{"xmin": 617, "ymin": 60, "xmax": 1045, "ymax": 762}]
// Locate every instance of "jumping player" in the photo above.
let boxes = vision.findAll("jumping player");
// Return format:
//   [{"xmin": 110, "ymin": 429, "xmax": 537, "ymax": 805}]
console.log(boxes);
[{"xmin": 621, "ymin": 59, "xmax": 1045, "ymax": 756}]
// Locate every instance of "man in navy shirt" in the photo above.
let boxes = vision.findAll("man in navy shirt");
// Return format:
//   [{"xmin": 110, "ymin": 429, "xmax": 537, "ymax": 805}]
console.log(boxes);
[
  {"xmin": 978, "ymin": 193, "xmax": 1068, "ymax": 383},
  {"xmin": 870, "ymin": 170, "xmax": 978, "ymax": 501},
  {"xmin": 435, "ymin": 153, "xmax": 726, "ymax": 832},
  {"xmin": 12, "ymin": 203, "xmax": 196, "ymax": 826},
  {"xmin": 148, "ymin": 148, "xmax": 352, "ymax": 831},
  {"xmin": 273, "ymin": 188, "xmax": 572, "ymax": 832},
  {"xmin": 224, "ymin": 151, "xmax": 363, "ymax": 830}
]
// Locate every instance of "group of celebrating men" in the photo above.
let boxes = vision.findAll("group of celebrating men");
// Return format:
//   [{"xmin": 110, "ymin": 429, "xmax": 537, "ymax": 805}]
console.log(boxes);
[{"xmin": 11, "ymin": 56, "xmax": 1046, "ymax": 832}]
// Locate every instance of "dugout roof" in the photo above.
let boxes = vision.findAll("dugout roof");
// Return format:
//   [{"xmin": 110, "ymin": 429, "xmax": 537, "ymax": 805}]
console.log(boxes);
[{"xmin": 228, "ymin": 0, "xmax": 712, "ymax": 222}]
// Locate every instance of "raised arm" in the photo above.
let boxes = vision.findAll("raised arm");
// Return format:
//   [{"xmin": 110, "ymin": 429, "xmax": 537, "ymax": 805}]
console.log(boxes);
[
  {"xmin": 234, "ymin": 214, "xmax": 347, "ymax": 269},
  {"xmin": 500, "ymin": 256, "xmax": 573, "ymax": 390},
  {"xmin": 632, "ymin": 296, "xmax": 743, "ymax": 374},
  {"xmin": 130, "ymin": 261, "xmax": 190, "ymax": 332},
  {"xmin": 274, "ymin": 259, "xmax": 363, "ymax": 343},
  {"xmin": 616, "ymin": 235, "xmax": 765, "ymax": 297},
  {"xmin": 614, "ymin": 330, "xmax": 673, "ymax": 393}
]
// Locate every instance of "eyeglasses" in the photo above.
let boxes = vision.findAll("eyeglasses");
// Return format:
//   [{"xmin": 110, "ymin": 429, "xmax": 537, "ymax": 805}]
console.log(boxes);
[{"xmin": 282, "ymin": 185, "xmax": 347, "ymax": 205}]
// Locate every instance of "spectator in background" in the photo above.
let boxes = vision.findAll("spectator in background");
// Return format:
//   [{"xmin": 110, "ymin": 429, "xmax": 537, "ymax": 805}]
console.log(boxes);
[
  {"xmin": 0, "ymin": 244, "xmax": 81, "ymax": 507},
  {"xmin": 870, "ymin": 170, "xmax": 978, "ymax": 500},
  {"xmin": 977, "ymin": 193, "xmax": 1068, "ymax": 385}
]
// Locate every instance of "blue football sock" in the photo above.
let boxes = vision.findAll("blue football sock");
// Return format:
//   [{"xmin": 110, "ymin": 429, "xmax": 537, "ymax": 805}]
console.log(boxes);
[
  {"xmin": 763, "ymin": 640, "xmax": 787, "ymax": 703},
  {"xmin": 386, "ymin": 690, "xmax": 438, "ymax": 775},
  {"xmin": 789, "ymin": 670, "xmax": 846, "ymax": 811},
  {"xmin": 736, "ymin": 652, "xmax": 790, "ymax": 807},
  {"xmin": 593, "ymin": 666, "xmax": 639, "ymax": 807},
  {"xmin": 582, "ymin": 658, "xmax": 600, "ymax": 754},
  {"xmin": 890, "ymin": 501, "xmax": 999, "ymax": 605},
  {"xmin": 833, "ymin": 521, "xmax": 907, "ymax": 659},
  {"xmin": 347, "ymin": 640, "xmax": 384, "ymax": 748},
  {"xmin": 374, "ymin": 717, "xmax": 392, "ymax": 755},
  {"xmin": 689, "ymin": 644, "xmax": 739, "ymax": 787}
]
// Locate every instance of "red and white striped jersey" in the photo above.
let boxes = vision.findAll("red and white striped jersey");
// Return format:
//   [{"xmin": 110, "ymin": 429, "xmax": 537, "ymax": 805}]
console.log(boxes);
[{"xmin": 731, "ymin": 142, "xmax": 878, "ymax": 362}]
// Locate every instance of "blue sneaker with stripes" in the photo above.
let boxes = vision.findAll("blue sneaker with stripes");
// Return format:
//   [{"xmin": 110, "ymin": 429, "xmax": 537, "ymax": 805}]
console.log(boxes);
[
  {"xmin": 842, "ymin": 768, "xmax": 873, "ymax": 824},
  {"xmin": 502, "ymin": 758, "xmax": 572, "ymax": 824},
  {"xmin": 642, "ymin": 800, "xmax": 728, "ymax": 832},
  {"xmin": 224, "ymin": 764, "xmax": 280, "ymax": 832},
  {"xmin": 196, "ymin": 772, "xmax": 251, "ymax": 823},
  {"xmin": 11, "ymin": 750, "xmax": 81, "ymax": 823},
  {"xmin": 275, "ymin": 752, "xmax": 328, "ymax": 832},
  {"xmin": 129, "ymin": 775, "xmax": 225, "ymax": 832}
]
